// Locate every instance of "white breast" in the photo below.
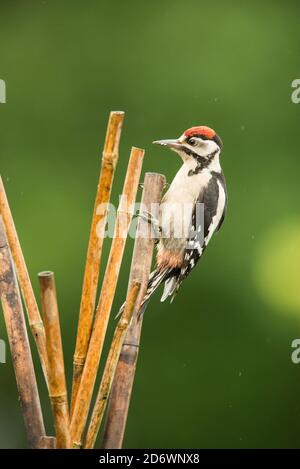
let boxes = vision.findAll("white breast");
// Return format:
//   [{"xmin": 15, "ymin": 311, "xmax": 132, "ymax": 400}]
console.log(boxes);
[{"xmin": 160, "ymin": 162, "xmax": 212, "ymax": 240}]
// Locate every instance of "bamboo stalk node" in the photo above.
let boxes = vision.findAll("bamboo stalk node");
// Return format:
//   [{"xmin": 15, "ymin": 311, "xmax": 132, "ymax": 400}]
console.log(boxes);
[
  {"xmin": 31, "ymin": 321, "xmax": 46, "ymax": 335},
  {"xmin": 102, "ymin": 152, "xmax": 118, "ymax": 166},
  {"xmin": 73, "ymin": 355, "xmax": 86, "ymax": 366},
  {"xmin": 49, "ymin": 394, "xmax": 68, "ymax": 405},
  {"xmin": 123, "ymin": 341, "xmax": 140, "ymax": 348}
]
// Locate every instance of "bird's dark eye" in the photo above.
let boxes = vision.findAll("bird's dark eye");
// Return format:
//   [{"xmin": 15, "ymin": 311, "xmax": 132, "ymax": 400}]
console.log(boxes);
[{"xmin": 188, "ymin": 138, "xmax": 197, "ymax": 146}]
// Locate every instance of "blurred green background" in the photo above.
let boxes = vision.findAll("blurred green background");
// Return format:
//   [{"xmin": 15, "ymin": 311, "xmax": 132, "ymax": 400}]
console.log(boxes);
[{"xmin": 1, "ymin": 0, "xmax": 300, "ymax": 449}]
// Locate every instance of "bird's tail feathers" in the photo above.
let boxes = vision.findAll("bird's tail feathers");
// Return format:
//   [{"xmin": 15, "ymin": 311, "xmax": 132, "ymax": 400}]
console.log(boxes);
[
  {"xmin": 137, "ymin": 267, "xmax": 174, "ymax": 318},
  {"xmin": 115, "ymin": 267, "xmax": 176, "ymax": 321},
  {"xmin": 160, "ymin": 275, "xmax": 177, "ymax": 302}
]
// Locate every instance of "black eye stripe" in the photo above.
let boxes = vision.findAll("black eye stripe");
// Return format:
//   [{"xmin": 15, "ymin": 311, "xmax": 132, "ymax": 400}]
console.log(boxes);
[{"xmin": 186, "ymin": 133, "xmax": 223, "ymax": 149}]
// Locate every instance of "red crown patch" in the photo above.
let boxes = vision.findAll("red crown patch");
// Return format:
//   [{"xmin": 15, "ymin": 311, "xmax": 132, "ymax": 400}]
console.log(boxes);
[{"xmin": 184, "ymin": 126, "xmax": 216, "ymax": 139}]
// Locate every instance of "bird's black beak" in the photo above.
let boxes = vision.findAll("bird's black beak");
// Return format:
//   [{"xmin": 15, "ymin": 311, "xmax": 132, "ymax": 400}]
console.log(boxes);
[{"xmin": 152, "ymin": 139, "xmax": 182, "ymax": 151}]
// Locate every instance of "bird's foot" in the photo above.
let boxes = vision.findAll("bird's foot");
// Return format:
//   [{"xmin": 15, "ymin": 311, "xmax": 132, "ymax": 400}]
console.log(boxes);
[{"xmin": 137, "ymin": 210, "xmax": 161, "ymax": 243}]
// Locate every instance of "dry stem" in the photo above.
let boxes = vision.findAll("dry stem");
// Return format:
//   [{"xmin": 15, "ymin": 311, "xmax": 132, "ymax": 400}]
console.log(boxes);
[
  {"xmin": 0, "ymin": 217, "xmax": 46, "ymax": 448},
  {"xmin": 84, "ymin": 281, "xmax": 141, "ymax": 449},
  {"xmin": 39, "ymin": 271, "xmax": 71, "ymax": 449},
  {"xmin": 70, "ymin": 146, "xmax": 144, "ymax": 447},
  {"xmin": 71, "ymin": 111, "xmax": 125, "ymax": 414},
  {"xmin": 0, "ymin": 176, "xmax": 49, "ymax": 386}
]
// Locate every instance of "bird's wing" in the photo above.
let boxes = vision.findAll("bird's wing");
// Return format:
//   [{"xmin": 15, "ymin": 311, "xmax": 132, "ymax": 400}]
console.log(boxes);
[
  {"xmin": 213, "ymin": 171, "xmax": 227, "ymax": 232},
  {"xmin": 172, "ymin": 174, "xmax": 227, "ymax": 297}
]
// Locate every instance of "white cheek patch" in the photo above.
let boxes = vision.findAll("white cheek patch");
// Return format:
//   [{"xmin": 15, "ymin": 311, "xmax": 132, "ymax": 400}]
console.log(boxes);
[{"xmin": 199, "ymin": 140, "xmax": 218, "ymax": 156}]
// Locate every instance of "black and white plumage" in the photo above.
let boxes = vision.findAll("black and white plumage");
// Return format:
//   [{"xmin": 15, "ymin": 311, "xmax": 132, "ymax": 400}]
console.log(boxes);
[
  {"xmin": 174, "ymin": 171, "xmax": 227, "ymax": 293},
  {"xmin": 138, "ymin": 126, "xmax": 227, "ymax": 317}
]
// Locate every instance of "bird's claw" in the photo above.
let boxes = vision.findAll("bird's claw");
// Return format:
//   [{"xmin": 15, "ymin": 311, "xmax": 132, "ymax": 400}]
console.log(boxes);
[{"xmin": 137, "ymin": 210, "xmax": 161, "ymax": 241}]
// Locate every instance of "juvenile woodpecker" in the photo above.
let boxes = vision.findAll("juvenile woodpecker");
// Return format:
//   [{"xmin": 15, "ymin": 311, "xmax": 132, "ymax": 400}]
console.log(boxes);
[{"xmin": 139, "ymin": 125, "xmax": 227, "ymax": 316}]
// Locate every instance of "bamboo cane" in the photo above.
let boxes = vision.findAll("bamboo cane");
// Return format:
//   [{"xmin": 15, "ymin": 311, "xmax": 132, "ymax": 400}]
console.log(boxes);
[
  {"xmin": 84, "ymin": 281, "xmax": 141, "ymax": 448},
  {"xmin": 0, "ymin": 217, "xmax": 46, "ymax": 449},
  {"xmin": 102, "ymin": 172, "xmax": 166, "ymax": 449},
  {"xmin": 0, "ymin": 176, "xmax": 49, "ymax": 386},
  {"xmin": 38, "ymin": 271, "xmax": 71, "ymax": 449},
  {"xmin": 71, "ymin": 111, "xmax": 125, "ymax": 414},
  {"xmin": 70, "ymin": 147, "xmax": 144, "ymax": 447}
]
